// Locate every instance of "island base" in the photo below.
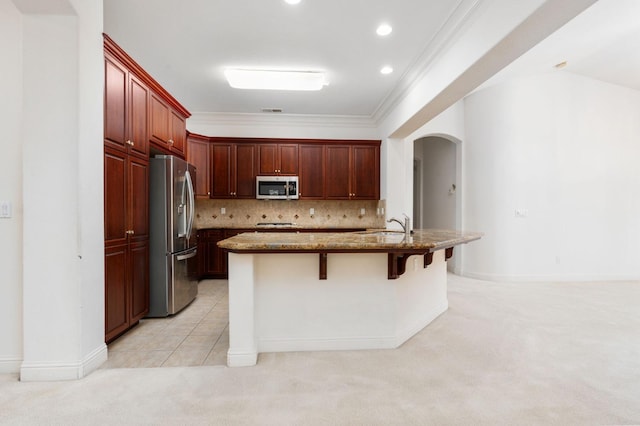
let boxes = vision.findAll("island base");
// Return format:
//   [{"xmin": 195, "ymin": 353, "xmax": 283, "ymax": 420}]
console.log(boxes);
[{"xmin": 227, "ymin": 250, "xmax": 449, "ymax": 367}]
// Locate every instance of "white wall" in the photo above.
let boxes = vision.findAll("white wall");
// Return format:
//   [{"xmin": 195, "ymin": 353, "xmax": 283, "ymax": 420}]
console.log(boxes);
[
  {"xmin": 416, "ymin": 137, "xmax": 457, "ymax": 230},
  {"xmin": 0, "ymin": 0, "xmax": 24, "ymax": 373},
  {"xmin": 1, "ymin": 0, "xmax": 105, "ymax": 380},
  {"xmin": 463, "ymin": 72, "xmax": 640, "ymax": 281},
  {"xmin": 187, "ymin": 113, "xmax": 380, "ymax": 140}
]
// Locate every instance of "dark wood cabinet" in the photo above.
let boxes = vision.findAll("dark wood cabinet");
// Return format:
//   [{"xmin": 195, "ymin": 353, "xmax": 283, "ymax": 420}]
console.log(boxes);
[
  {"xmin": 298, "ymin": 144, "xmax": 325, "ymax": 199},
  {"xmin": 258, "ymin": 143, "xmax": 298, "ymax": 175},
  {"xmin": 103, "ymin": 34, "xmax": 190, "ymax": 343},
  {"xmin": 187, "ymin": 134, "xmax": 211, "ymax": 198},
  {"xmin": 103, "ymin": 146, "xmax": 149, "ymax": 342},
  {"xmin": 195, "ymin": 137, "xmax": 379, "ymax": 200},
  {"xmin": 325, "ymin": 143, "xmax": 379, "ymax": 200},
  {"xmin": 210, "ymin": 142, "xmax": 256, "ymax": 198},
  {"xmin": 104, "ymin": 53, "xmax": 149, "ymax": 160},
  {"xmin": 150, "ymin": 94, "xmax": 187, "ymax": 157}
]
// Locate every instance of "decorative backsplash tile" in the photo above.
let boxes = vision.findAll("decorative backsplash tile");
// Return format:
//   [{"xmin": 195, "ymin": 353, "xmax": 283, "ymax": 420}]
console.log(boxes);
[{"xmin": 195, "ymin": 199, "xmax": 386, "ymax": 229}]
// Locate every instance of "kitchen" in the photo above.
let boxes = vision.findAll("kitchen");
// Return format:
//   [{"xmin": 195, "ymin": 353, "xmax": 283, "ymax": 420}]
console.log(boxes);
[{"xmin": 2, "ymin": 2, "xmax": 640, "ymax": 418}]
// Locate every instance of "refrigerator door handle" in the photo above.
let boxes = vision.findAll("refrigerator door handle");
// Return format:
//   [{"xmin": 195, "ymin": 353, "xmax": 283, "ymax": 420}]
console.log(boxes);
[
  {"xmin": 176, "ymin": 249, "xmax": 197, "ymax": 261},
  {"xmin": 185, "ymin": 170, "xmax": 195, "ymax": 240}
]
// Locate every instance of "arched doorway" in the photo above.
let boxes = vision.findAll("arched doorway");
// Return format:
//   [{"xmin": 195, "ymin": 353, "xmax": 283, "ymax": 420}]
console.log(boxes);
[{"xmin": 413, "ymin": 135, "xmax": 461, "ymax": 272}]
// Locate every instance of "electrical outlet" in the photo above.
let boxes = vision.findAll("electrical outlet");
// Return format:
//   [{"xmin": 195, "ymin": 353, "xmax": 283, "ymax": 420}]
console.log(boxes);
[
  {"xmin": 360, "ymin": 208, "xmax": 365, "ymax": 216},
  {"xmin": 221, "ymin": 207, "xmax": 226, "ymax": 215},
  {"xmin": 0, "ymin": 201, "xmax": 11, "ymax": 218},
  {"xmin": 310, "ymin": 208, "xmax": 315, "ymax": 215},
  {"xmin": 515, "ymin": 208, "xmax": 528, "ymax": 218}
]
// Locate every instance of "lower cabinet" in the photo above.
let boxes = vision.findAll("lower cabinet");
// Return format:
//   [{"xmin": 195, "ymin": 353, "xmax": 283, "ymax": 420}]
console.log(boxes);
[
  {"xmin": 104, "ymin": 240, "xmax": 149, "ymax": 343},
  {"xmin": 197, "ymin": 229, "xmax": 243, "ymax": 278}
]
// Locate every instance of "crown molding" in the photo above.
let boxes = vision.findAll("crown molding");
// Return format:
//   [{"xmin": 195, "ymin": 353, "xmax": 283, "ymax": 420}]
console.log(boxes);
[
  {"xmin": 371, "ymin": 0, "xmax": 485, "ymax": 125},
  {"xmin": 188, "ymin": 112, "xmax": 378, "ymax": 129}
]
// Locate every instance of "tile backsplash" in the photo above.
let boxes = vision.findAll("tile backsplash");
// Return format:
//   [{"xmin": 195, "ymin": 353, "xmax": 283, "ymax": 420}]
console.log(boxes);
[{"xmin": 195, "ymin": 199, "xmax": 386, "ymax": 229}]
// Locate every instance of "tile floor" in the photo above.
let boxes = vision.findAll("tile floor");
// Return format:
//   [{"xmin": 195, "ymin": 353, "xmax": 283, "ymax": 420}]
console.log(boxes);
[{"xmin": 101, "ymin": 279, "xmax": 229, "ymax": 368}]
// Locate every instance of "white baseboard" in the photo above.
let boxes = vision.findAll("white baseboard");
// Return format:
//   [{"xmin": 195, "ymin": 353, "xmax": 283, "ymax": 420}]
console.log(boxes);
[
  {"xmin": 258, "ymin": 335, "xmax": 398, "ymax": 354},
  {"xmin": 19, "ymin": 344, "xmax": 107, "ymax": 382},
  {"xmin": 395, "ymin": 302, "xmax": 448, "ymax": 347},
  {"xmin": 227, "ymin": 348, "xmax": 258, "ymax": 367},
  {"xmin": 463, "ymin": 271, "xmax": 640, "ymax": 283},
  {"xmin": 0, "ymin": 357, "xmax": 22, "ymax": 374}
]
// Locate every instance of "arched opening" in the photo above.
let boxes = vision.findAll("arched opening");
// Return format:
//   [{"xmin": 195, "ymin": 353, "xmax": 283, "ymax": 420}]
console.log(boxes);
[{"xmin": 413, "ymin": 134, "xmax": 461, "ymax": 272}]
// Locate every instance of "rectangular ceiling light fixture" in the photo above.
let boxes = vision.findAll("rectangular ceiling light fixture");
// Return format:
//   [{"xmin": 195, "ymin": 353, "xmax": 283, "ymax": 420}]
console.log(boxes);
[{"xmin": 224, "ymin": 68, "xmax": 327, "ymax": 91}]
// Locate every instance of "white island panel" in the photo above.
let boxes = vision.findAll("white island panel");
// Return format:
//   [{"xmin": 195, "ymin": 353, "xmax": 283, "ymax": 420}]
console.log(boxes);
[{"xmin": 227, "ymin": 250, "xmax": 449, "ymax": 366}]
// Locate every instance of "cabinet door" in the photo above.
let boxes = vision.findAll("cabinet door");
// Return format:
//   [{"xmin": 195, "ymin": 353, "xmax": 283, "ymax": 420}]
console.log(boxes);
[
  {"xmin": 129, "ymin": 240, "xmax": 149, "ymax": 322},
  {"xmin": 210, "ymin": 144, "xmax": 233, "ymax": 198},
  {"xmin": 257, "ymin": 144, "xmax": 278, "ymax": 175},
  {"xmin": 170, "ymin": 110, "xmax": 186, "ymax": 156},
  {"xmin": 351, "ymin": 145, "xmax": 379, "ymax": 200},
  {"xmin": 187, "ymin": 137, "xmax": 211, "ymax": 198},
  {"xmin": 298, "ymin": 144, "xmax": 325, "ymax": 199},
  {"xmin": 150, "ymin": 95, "xmax": 170, "ymax": 146},
  {"xmin": 105, "ymin": 244, "xmax": 129, "ymax": 342},
  {"xmin": 278, "ymin": 144, "xmax": 298, "ymax": 175},
  {"xmin": 128, "ymin": 75, "xmax": 149, "ymax": 158},
  {"xmin": 104, "ymin": 149, "xmax": 127, "ymax": 244},
  {"xmin": 235, "ymin": 144, "xmax": 256, "ymax": 198},
  {"xmin": 129, "ymin": 157, "xmax": 149, "ymax": 241},
  {"xmin": 104, "ymin": 56, "xmax": 127, "ymax": 153},
  {"xmin": 325, "ymin": 145, "xmax": 351, "ymax": 199}
]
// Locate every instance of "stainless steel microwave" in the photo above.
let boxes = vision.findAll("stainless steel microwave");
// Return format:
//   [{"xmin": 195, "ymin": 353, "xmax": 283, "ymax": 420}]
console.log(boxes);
[{"xmin": 256, "ymin": 176, "xmax": 299, "ymax": 200}]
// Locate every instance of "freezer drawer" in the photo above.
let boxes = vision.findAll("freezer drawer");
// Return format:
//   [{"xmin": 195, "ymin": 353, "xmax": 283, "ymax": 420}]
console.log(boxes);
[{"xmin": 148, "ymin": 247, "xmax": 198, "ymax": 317}]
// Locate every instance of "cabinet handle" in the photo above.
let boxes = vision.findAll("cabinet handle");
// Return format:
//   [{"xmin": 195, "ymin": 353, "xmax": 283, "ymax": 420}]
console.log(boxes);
[
  {"xmin": 126, "ymin": 230, "xmax": 134, "ymax": 235},
  {"xmin": 168, "ymin": 139, "xmax": 174, "ymax": 145},
  {"xmin": 126, "ymin": 140, "xmax": 134, "ymax": 146}
]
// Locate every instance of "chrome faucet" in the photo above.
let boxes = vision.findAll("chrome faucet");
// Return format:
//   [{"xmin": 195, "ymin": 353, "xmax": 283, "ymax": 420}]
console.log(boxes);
[{"xmin": 387, "ymin": 214, "xmax": 411, "ymax": 236}]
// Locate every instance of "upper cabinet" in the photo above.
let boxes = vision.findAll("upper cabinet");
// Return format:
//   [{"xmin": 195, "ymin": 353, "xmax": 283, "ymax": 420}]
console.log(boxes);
[
  {"xmin": 186, "ymin": 133, "xmax": 211, "ymax": 198},
  {"xmin": 104, "ymin": 53, "xmax": 149, "ymax": 160},
  {"xmin": 325, "ymin": 143, "xmax": 379, "ymax": 200},
  {"xmin": 103, "ymin": 34, "xmax": 190, "ymax": 160},
  {"xmin": 150, "ymin": 94, "xmax": 187, "ymax": 157},
  {"xmin": 203, "ymin": 137, "xmax": 380, "ymax": 200},
  {"xmin": 257, "ymin": 143, "xmax": 298, "ymax": 175},
  {"xmin": 298, "ymin": 144, "xmax": 326, "ymax": 199},
  {"xmin": 210, "ymin": 142, "xmax": 257, "ymax": 199}
]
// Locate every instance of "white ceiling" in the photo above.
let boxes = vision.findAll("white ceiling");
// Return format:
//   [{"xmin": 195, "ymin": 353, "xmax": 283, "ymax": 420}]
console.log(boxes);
[
  {"xmin": 477, "ymin": 0, "xmax": 640, "ymax": 92},
  {"xmin": 103, "ymin": 0, "xmax": 640, "ymax": 119}
]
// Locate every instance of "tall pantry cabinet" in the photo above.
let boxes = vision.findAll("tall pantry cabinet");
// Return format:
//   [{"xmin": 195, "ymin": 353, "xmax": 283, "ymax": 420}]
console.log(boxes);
[{"xmin": 103, "ymin": 35, "xmax": 190, "ymax": 342}]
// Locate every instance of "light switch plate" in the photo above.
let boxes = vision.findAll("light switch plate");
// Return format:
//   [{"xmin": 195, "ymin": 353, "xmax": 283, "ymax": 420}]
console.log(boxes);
[
  {"xmin": 0, "ymin": 201, "xmax": 12, "ymax": 218},
  {"xmin": 221, "ymin": 207, "xmax": 226, "ymax": 215}
]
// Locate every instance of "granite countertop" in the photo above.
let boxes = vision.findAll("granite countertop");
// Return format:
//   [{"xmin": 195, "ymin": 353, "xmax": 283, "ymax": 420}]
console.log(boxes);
[{"xmin": 217, "ymin": 229, "xmax": 483, "ymax": 252}]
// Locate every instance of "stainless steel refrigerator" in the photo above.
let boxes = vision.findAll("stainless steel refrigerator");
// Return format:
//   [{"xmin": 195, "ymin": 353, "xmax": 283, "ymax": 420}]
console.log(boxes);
[{"xmin": 148, "ymin": 155, "xmax": 198, "ymax": 317}]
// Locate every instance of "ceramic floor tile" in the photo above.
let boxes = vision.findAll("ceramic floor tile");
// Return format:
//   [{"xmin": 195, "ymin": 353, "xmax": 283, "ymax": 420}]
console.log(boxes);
[
  {"xmin": 177, "ymin": 334, "xmax": 217, "ymax": 351},
  {"xmin": 101, "ymin": 350, "xmax": 173, "ymax": 368},
  {"xmin": 103, "ymin": 279, "xmax": 229, "ymax": 369},
  {"xmin": 142, "ymin": 334, "xmax": 186, "ymax": 351},
  {"xmin": 190, "ymin": 321, "xmax": 228, "ymax": 337},
  {"xmin": 202, "ymin": 346, "xmax": 227, "ymax": 366},
  {"xmin": 108, "ymin": 334, "xmax": 156, "ymax": 352},
  {"xmin": 162, "ymin": 349, "xmax": 210, "ymax": 367},
  {"xmin": 162, "ymin": 322, "xmax": 198, "ymax": 336}
]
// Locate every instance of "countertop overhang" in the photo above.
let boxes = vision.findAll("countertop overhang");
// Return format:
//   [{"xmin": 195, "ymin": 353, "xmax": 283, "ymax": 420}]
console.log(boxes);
[
  {"xmin": 218, "ymin": 229, "xmax": 483, "ymax": 279},
  {"xmin": 217, "ymin": 228, "xmax": 482, "ymax": 252}
]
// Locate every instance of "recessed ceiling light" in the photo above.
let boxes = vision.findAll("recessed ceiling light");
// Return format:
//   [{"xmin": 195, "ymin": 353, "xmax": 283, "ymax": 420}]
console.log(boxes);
[
  {"xmin": 225, "ymin": 68, "xmax": 327, "ymax": 91},
  {"xmin": 284, "ymin": 0, "xmax": 301, "ymax": 4},
  {"xmin": 380, "ymin": 66, "xmax": 393, "ymax": 75},
  {"xmin": 376, "ymin": 23, "xmax": 392, "ymax": 36}
]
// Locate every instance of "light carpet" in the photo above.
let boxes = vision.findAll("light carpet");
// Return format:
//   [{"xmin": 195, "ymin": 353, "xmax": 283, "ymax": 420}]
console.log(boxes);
[{"xmin": 1, "ymin": 274, "xmax": 639, "ymax": 425}]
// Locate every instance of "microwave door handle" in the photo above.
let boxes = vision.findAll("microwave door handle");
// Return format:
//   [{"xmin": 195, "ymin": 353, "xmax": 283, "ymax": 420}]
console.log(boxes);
[{"xmin": 185, "ymin": 170, "xmax": 195, "ymax": 240}]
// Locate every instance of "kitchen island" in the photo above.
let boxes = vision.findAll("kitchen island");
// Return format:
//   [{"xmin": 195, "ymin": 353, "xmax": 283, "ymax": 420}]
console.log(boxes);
[{"xmin": 218, "ymin": 229, "xmax": 482, "ymax": 367}]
